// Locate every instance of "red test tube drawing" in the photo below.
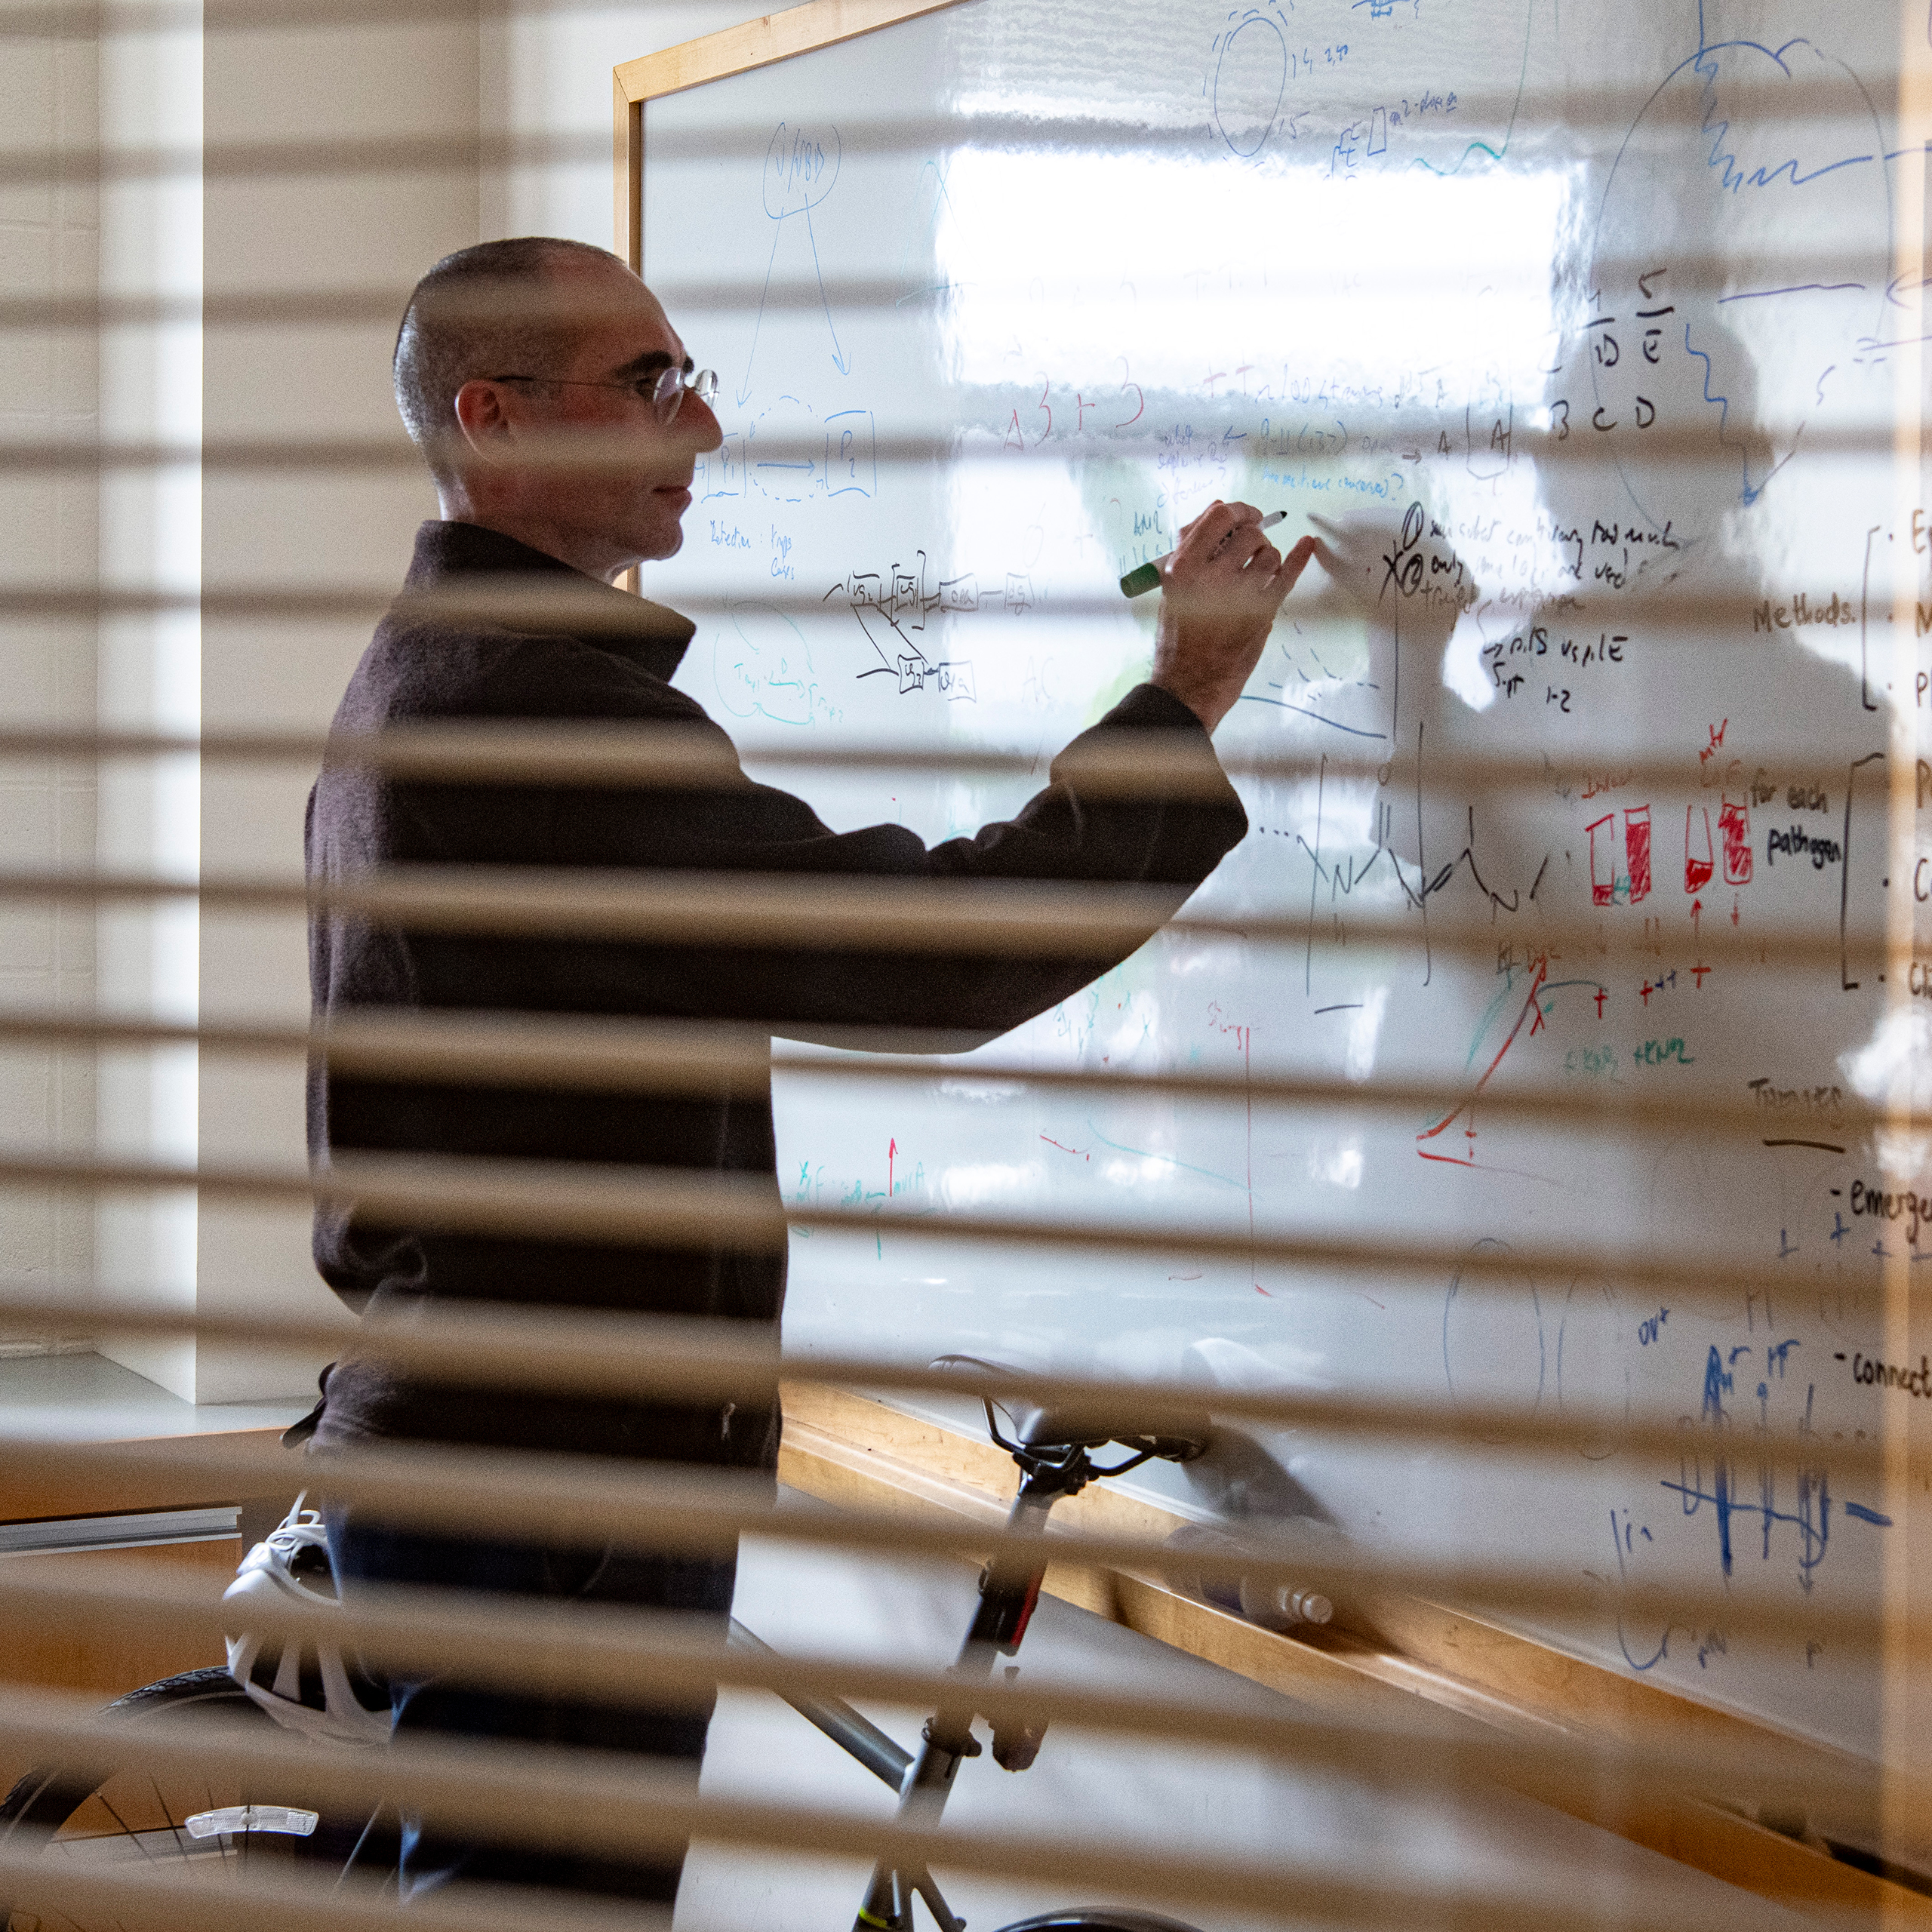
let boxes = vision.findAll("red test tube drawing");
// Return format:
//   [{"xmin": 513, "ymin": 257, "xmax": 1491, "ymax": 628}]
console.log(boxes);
[
  {"xmin": 1623, "ymin": 805, "xmax": 1652, "ymax": 904},
  {"xmin": 1685, "ymin": 804, "xmax": 1715, "ymax": 893},
  {"xmin": 1586, "ymin": 813, "xmax": 1617, "ymax": 906},
  {"xmin": 1719, "ymin": 796, "xmax": 1752, "ymax": 884}
]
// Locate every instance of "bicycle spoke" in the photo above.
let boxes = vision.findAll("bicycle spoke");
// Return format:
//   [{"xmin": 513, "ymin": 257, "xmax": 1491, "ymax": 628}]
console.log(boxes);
[
  {"xmin": 150, "ymin": 1772, "xmax": 192, "ymax": 1863},
  {"xmin": 88, "ymin": 1792, "xmax": 156, "ymax": 1869},
  {"xmin": 334, "ymin": 1807, "xmax": 382, "ymax": 1890}
]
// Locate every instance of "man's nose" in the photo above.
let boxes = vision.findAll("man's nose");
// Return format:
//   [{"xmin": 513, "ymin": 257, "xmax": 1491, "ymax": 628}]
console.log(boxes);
[{"xmin": 675, "ymin": 392, "xmax": 724, "ymax": 454}]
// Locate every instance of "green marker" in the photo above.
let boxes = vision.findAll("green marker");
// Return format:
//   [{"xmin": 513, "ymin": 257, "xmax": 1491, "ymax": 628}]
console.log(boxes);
[{"xmin": 1118, "ymin": 510, "xmax": 1287, "ymax": 598}]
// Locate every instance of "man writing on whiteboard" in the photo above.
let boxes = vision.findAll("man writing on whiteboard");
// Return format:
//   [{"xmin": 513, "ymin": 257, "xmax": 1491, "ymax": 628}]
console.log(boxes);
[{"xmin": 304, "ymin": 235, "xmax": 1324, "ymax": 1909}]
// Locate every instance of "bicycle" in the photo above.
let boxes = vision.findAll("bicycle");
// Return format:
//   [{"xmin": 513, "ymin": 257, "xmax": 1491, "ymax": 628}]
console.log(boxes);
[{"xmin": 0, "ymin": 1355, "xmax": 1214, "ymax": 1932}]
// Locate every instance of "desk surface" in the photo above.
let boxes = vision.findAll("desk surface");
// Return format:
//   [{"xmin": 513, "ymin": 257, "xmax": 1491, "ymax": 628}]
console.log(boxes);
[{"xmin": 0, "ymin": 1352, "xmax": 309, "ymax": 1445}]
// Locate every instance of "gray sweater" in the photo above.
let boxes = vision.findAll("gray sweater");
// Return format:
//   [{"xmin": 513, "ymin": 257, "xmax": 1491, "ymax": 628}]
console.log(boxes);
[{"xmin": 306, "ymin": 520, "xmax": 1248, "ymax": 1463}]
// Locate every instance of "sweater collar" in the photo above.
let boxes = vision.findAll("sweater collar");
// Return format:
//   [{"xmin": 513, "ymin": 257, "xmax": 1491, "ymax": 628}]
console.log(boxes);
[{"xmin": 401, "ymin": 521, "xmax": 696, "ymax": 681}]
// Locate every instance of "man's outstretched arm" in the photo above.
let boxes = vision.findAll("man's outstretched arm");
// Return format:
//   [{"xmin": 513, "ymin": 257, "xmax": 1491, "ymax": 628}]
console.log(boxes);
[{"xmin": 544, "ymin": 501, "xmax": 1329, "ymax": 1039}]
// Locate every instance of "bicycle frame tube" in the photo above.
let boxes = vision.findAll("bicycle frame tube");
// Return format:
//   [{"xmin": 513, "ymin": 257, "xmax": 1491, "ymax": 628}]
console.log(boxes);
[
  {"xmin": 852, "ymin": 1472, "xmax": 1066, "ymax": 1932},
  {"xmin": 728, "ymin": 1620, "xmax": 913, "ymax": 1794}
]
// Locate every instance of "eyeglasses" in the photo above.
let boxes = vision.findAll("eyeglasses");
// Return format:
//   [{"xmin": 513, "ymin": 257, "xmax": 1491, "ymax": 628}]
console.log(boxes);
[{"xmin": 487, "ymin": 362, "xmax": 721, "ymax": 426}]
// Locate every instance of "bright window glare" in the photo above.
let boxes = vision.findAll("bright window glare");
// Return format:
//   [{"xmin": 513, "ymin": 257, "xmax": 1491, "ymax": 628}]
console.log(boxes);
[{"xmin": 939, "ymin": 149, "xmax": 1567, "ymax": 398}]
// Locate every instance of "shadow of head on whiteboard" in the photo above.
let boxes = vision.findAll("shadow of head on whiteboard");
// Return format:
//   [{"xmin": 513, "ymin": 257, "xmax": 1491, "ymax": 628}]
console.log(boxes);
[{"xmin": 1586, "ymin": 25, "xmax": 1893, "ymax": 552}]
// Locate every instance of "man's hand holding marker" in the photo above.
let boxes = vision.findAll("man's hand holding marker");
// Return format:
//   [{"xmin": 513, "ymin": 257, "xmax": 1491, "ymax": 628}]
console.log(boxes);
[
  {"xmin": 1144, "ymin": 500, "xmax": 1333, "ymax": 734},
  {"xmin": 1119, "ymin": 509, "xmax": 1291, "ymax": 598}
]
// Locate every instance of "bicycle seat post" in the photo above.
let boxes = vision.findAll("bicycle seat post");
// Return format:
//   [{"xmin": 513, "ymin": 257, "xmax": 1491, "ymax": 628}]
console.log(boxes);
[
  {"xmin": 852, "ymin": 1452, "xmax": 1089, "ymax": 1932},
  {"xmin": 851, "ymin": 1360, "xmax": 1213, "ymax": 1931}
]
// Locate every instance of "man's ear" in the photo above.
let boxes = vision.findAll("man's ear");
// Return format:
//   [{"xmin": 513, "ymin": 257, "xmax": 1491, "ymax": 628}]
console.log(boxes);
[{"xmin": 451, "ymin": 378, "xmax": 513, "ymax": 460}]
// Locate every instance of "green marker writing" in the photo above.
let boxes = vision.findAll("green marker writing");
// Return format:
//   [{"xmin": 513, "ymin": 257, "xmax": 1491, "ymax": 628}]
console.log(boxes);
[{"xmin": 1118, "ymin": 510, "xmax": 1287, "ymax": 599}]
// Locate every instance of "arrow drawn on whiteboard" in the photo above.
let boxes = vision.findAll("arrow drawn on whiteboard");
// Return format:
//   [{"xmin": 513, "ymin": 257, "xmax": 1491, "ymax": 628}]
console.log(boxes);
[
  {"xmin": 739, "ymin": 122, "xmax": 848, "ymax": 406},
  {"xmin": 807, "ymin": 202, "xmax": 851, "ymax": 377}
]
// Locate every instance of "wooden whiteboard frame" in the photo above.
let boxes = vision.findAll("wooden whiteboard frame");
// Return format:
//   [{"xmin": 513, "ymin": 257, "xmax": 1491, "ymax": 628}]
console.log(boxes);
[{"xmin": 612, "ymin": 0, "xmax": 969, "ymax": 272}]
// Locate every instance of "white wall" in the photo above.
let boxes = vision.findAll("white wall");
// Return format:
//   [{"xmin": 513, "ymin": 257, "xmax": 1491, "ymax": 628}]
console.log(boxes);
[
  {"xmin": 0, "ymin": 20, "xmax": 98, "ymax": 1350},
  {"xmin": 92, "ymin": 5, "xmax": 203, "ymax": 1397},
  {"xmin": 192, "ymin": 11, "xmax": 481, "ymax": 1403},
  {"xmin": 481, "ymin": 2, "xmax": 751, "ymax": 248}
]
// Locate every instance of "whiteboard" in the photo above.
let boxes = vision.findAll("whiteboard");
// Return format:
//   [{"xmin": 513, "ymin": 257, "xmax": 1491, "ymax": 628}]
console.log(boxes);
[{"xmin": 638, "ymin": 0, "xmax": 1929, "ymax": 1770}]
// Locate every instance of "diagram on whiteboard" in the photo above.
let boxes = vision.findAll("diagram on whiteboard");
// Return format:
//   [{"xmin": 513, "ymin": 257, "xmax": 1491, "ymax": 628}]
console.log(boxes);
[{"xmin": 638, "ymin": 0, "xmax": 1930, "ymax": 1770}]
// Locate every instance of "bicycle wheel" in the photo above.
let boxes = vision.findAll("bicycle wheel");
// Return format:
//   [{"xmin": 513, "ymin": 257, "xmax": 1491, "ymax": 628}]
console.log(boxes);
[{"xmin": 0, "ymin": 1667, "xmax": 397, "ymax": 1931}]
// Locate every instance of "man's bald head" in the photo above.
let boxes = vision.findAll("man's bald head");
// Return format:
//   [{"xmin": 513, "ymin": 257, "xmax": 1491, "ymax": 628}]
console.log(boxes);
[
  {"xmin": 392, "ymin": 236, "xmax": 715, "ymax": 580},
  {"xmin": 392, "ymin": 236, "xmax": 629, "ymax": 480}
]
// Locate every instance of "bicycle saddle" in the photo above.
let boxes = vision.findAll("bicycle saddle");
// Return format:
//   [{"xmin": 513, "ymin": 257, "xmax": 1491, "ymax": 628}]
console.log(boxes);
[{"xmin": 931, "ymin": 1355, "xmax": 1212, "ymax": 1463}]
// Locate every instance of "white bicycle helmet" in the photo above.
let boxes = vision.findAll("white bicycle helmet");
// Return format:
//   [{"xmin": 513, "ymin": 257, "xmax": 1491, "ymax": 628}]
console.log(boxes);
[{"xmin": 223, "ymin": 1497, "xmax": 392, "ymax": 1748}]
